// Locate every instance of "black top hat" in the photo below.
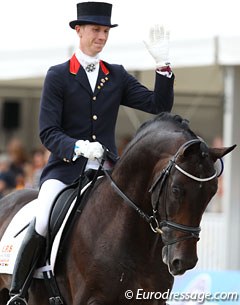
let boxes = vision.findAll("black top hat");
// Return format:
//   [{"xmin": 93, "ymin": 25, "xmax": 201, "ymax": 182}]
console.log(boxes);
[{"xmin": 69, "ymin": 2, "xmax": 118, "ymax": 29}]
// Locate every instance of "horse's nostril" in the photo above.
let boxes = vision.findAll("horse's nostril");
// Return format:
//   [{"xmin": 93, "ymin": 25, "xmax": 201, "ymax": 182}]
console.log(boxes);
[
  {"xmin": 172, "ymin": 258, "xmax": 182, "ymax": 271},
  {"xmin": 171, "ymin": 256, "xmax": 198, "ymax": 275}
]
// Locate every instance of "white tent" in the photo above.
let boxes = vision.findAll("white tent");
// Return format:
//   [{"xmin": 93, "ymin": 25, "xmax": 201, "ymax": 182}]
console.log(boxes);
[{"xmin": 1, "ymin": 36, "xmax": 240, "ymax": 79}]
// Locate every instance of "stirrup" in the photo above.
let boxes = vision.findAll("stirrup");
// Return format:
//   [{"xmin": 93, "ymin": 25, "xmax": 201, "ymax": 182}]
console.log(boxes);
[{"xmin": 7, "ymin": 295, "xmax": 28, "ymax": 305}]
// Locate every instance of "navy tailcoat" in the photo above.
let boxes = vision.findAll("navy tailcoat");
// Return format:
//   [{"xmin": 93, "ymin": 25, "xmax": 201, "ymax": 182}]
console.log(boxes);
[{"xmin": 39, "ymin": 54, "xmax": 174, "ymax": 185}]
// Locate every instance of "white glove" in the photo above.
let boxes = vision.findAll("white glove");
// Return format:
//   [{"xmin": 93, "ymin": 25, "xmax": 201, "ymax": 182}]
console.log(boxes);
[
  {"xmin": 73, "ymin": 140, "xmax": 104, "ymax": 161},
  {"xmin": 143, "ymin": 25, "xmax": 170, "ymax": 67}
]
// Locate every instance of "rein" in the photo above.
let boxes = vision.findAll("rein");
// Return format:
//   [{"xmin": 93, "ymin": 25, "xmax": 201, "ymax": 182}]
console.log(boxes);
[
  {"xmin": 99, "ymin": 139, "xmax": 216, "ymax": 246},
  {"xmin": 98, "ymin": 164, "xmax": 153, "ymax": 224}
]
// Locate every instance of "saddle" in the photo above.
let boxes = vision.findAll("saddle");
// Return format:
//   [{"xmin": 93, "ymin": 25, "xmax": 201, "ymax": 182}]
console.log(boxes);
[
  {"xmin": 45, "ymin": 168, "xmax": 104, "ymax": 259},
  {"xmin": 45, "ymin": 149, "xmax": 118, "ymax": 256}
]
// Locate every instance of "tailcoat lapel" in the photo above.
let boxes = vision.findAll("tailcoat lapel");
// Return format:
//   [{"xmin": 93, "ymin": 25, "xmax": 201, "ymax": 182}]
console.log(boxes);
[
  {"xmin": 69, "ymin": 54, "xmax": 110, "ymax": 95},
  {"xmin": 75, "ymin": 67, "xmax": 92, "ymax": 94},
  {"xmin": 69, "ymin": 54, "xmax": 92, "ymax": 94}
]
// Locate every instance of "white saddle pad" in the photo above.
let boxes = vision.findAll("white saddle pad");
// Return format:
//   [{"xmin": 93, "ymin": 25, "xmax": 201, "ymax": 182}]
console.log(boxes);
[
  {"xmin": 0, "ymin": 199, "xmax": 37, "ymax": 275},
  {"xmin": 0, "ymin": 192, "xmax": 78, "ymax": 279}
]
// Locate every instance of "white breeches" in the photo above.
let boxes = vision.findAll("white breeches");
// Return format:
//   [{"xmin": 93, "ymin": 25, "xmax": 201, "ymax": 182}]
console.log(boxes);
[{"xmin": 35, "ymin": 179, "xmax": 67, "ymax": 236}]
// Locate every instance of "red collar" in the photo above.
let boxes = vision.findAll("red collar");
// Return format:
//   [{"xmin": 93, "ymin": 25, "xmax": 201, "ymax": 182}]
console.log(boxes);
[{"xmin": 69, "ymin": 54, "xmax": 109, "ymax": 75}]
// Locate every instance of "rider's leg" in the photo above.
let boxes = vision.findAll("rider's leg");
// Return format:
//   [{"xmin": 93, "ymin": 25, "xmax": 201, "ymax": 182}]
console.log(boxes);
[
  {"xmin": 35, "ymin": 179, "xmax": 67, "ymax": 236},
  {"xmin": 7, "ymin": 179, "xmax": 67, "ymax": 305}
]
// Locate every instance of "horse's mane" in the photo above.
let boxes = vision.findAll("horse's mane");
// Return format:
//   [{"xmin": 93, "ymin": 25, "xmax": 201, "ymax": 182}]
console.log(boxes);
[
  {"xmin": 137, "ymin": 112, "xmax": 191, "ymax": 134},
  {"xmin": 122, "ymin": 112, "xmax": 197, "ymax": 155}
]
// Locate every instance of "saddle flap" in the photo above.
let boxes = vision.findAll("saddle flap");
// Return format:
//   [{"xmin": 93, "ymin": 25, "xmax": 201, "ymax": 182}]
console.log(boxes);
[{"xmin": 48, "ymin": 187, "xmax": 78, "ymax": 246}]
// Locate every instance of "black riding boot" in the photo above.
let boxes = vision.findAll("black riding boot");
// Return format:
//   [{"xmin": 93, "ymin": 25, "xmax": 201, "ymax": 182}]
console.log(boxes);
[{"xmin": 7, "ymin": 218, "xmax": 45, "ymax": 305}]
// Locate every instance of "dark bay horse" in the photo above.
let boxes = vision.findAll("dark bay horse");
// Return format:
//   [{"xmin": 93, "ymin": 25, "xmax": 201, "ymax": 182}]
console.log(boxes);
[{"xmin": 0, "ymin": 113, "xmax": 236, "ymax": 305}]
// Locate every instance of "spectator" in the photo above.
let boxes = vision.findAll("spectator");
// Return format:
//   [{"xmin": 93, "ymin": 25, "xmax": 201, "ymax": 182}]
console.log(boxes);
[
  {"xmin": 6, "ymin": 138, "xmax": 30, "ymax": 189},
  {"xmin": 0, "ymin": 171, "xmax": 16, "ymax": 199},
  {"xmin": 25, "ymin": 147, "xmax": 48, "ymax": 189},
  {"xmin": 0, "ymin": 154, "xmax": 11, "ymax": 173}
]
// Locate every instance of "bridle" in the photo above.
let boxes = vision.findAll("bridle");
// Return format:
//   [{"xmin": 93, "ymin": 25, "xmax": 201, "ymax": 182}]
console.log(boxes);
[
  {"xmin": 99, "ymin": 139, "xmax": 217, "ymax": 246},
  {"xmin": 148, "ymin": 139, "xmax": 217, "ymax": 245}
]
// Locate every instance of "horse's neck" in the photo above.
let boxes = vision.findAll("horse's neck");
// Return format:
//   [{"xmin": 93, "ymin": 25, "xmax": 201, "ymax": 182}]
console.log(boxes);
[
  {"xmin": 108, "ymin": 146, "xmax": 159, "ymax": 238},
  {"xmin": 113, "ymin": 151, "xmax": 156, "ymax": 207},
  {"xmin": 99, "ymin": 177, "xmax": 162, "ymax": 258}
]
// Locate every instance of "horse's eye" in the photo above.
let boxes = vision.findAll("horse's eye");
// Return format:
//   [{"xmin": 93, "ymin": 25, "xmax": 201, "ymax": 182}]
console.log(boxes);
[{"xmin": 172, "ymin": 186, "xmax": 183, "ymax": 199}]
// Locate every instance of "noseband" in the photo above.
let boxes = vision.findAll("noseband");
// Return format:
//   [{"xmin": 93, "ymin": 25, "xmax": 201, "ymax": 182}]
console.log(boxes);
[{"xmin": 99, "ymin": 139, "xmax": 217, "ymax": 246}]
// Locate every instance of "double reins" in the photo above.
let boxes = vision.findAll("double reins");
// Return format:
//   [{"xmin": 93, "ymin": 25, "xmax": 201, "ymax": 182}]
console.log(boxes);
[{"xmin": 98, "ymin": 139, "xmax": 217, "ymax": 245}]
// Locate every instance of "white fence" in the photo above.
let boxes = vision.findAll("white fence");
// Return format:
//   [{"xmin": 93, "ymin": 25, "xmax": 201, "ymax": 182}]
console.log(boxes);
[{"xmin": 196, "ymin": 212, "xmax": 226, "ymax": 270}]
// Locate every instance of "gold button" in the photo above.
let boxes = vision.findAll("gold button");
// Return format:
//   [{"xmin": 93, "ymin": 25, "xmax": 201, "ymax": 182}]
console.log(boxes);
[
  {"xmin": 100, "ymin": 83, "xmax": 103, "ymax": 86},
  {"xmin": 105, "ymin": 77, "xmax": 108, "ymax": 80},
  {"xmin": 93, "ymin": 115, "xmax": 98, "ymax": 120},
  {"xmin": 92, "ymin": 96, "xmax": 96, "ymax": 101},
  {"xmin": 97, "ymin": 86, "xmax": 101, "ymax": 89},
  {"xmin": 92, "ymin": 135, "xmax": 96, "ymax": 140},
  {"xmin": 101, "ymin": 78, "xmax": 105, "ymax": 83}
]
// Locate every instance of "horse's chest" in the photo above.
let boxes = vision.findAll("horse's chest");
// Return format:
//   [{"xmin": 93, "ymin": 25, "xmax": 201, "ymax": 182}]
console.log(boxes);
[{"xmin": 118, "ymin": 270, "xmax": 159, "ymax": 295}]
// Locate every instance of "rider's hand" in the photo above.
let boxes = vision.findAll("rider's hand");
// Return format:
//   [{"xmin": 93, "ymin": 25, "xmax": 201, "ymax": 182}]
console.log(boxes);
[
  {"xmin": 143, "ymin": 24, "xmax": 170, "ymax": 68},
  {"xmin": 73, "ymin": 140, "xmax": 104, "ymax": 161}
]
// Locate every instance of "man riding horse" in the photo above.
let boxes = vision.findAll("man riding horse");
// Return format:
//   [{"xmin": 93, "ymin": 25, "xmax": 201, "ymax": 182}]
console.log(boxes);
[{"xmin": 7, "ymin": 2, "xmax": 175, "ymax": 305}]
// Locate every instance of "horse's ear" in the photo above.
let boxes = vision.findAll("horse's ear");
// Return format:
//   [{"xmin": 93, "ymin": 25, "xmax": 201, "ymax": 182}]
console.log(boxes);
[{"xmin": 209, "ymin": 144, "xmax": 237, "ymax": 162}]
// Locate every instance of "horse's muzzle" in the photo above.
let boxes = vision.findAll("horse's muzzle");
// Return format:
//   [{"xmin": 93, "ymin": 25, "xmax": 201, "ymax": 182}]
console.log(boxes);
[{"xmin": 162, "ymin": 244, "xmax": 198, "ymax": 276}]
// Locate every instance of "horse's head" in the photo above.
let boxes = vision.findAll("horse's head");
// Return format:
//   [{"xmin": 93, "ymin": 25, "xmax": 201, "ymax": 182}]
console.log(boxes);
[
  {"xmin": 150, "ymin": 135, "xmax": 236, "ymax": 276},
  {"xmin": 111, "ymin": 113, "xmax": 236, "ymax": 276}
]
